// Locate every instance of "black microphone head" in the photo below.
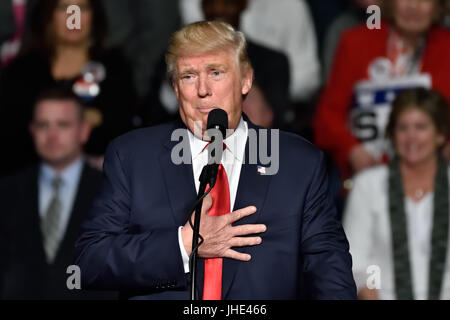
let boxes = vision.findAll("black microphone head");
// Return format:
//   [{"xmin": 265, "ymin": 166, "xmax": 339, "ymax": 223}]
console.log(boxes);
[{"xmin": 207, "ymin": 108, "xmax": 228, "ymax": 138}]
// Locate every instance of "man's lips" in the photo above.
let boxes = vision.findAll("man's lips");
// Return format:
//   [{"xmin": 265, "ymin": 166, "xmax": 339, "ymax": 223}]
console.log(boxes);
[{"xmin": 197, "ymin": 106, "xmax": 216, "ymax": 113}]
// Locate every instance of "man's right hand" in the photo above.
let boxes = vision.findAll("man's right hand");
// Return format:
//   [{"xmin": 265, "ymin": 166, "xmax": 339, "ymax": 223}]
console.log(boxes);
[{"xmin": 181, "ymin": 194, "xmax": 267, "ymax": 261}]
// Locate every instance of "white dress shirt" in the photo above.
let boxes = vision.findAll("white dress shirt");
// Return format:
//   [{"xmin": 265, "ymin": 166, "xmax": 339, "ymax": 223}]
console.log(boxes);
[
  {"xmin": 178, "ymin": 118, "xmax": 249, "ymax": 273},
  {"xmin": 343, "ymin": 165, "xmax": 450, "ymax": 300},
  {"xmin": 39, "ymin": 157, "xmax": 84, "ymax": 241},
  {"xmin": 179, "ymin": 0, "xmax": 320, "ymax": 102}
]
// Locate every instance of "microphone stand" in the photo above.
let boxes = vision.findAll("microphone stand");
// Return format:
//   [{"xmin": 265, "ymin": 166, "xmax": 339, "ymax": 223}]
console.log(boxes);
[
  {"xmin": 190, "ymin": 163, "xmax": 219, "ymax": 300},
  {"xmin": 190, "ymin": 167, "xmax": 207, "ymax": 300}
]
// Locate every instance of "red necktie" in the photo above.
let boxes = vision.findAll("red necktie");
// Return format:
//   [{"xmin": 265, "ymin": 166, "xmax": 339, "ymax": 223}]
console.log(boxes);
[{"xmin": 202, "ymin": 164, "xmax": 230, "ymax": 300}]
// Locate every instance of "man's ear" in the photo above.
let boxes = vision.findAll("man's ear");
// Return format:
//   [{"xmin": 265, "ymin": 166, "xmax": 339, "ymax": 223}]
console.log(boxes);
[{"xmin": 241, "ymin": 68, "xmax": 253, "ymax": 95}]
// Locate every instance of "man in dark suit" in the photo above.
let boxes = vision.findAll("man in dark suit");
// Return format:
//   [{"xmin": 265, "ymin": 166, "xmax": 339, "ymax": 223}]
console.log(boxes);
[
  {"xmin": 75, "ymin": 21, "xmax": 356, "ymax": 300},
  {"xmin": 0, "ymin": 87, "xmax": 116, "ymax": 299}
]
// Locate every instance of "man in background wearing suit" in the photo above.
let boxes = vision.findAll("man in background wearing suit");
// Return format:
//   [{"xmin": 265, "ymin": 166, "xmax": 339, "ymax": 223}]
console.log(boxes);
[
  {"xmin": 75, "ymin": 21, "xmax": 356, "ymax": 300},
  {"xmin": 0, "ymin": 86, "xmax": 116, "ymax": 299}
]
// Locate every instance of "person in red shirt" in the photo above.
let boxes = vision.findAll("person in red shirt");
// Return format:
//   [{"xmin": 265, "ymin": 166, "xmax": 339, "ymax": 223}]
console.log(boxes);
[{"xmin": 314, "ymin": 0, "xmax": 450, "ymax": 180}]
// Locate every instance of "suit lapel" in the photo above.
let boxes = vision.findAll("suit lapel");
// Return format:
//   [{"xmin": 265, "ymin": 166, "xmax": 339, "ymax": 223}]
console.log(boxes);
[
  {"xmin": 222, "ymin": 120, "xmax": 272, "ymax": 299},
  {"xmin": 158, "ymin": 121, "xmax": 205, "ymax": 297},
  {"xmin": 158, "ymin": 120, "xmax": 198, "ymax": 228},
  {"xmin": 19, "ymin": 167, "xmax": 47, "ymax": 263}
]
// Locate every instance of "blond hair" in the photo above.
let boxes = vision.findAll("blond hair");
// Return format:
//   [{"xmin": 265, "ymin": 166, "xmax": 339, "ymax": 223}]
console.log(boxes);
[{"xmin": 165, "ymin": 21, "xmax": 252, "ymax": 83}]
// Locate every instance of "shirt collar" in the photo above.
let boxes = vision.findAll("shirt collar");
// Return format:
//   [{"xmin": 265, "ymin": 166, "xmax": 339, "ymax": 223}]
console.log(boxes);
[
  {"xmin": 40, "ymin": 157, "xmax": 84, "ymax": 188},
  {"xmin": 188, "ymin": 116, "xmax": 248, "ymax": 162}
]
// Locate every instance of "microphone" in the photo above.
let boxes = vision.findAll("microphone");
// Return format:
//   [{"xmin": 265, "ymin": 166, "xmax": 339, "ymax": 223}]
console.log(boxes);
[
  {"xmin": 207, "ymin": 108, "xmax": 228, "ymax": 140},
  {"xmin": 201, "ymin": 109, "xmax": 228, "ymax": 188}
]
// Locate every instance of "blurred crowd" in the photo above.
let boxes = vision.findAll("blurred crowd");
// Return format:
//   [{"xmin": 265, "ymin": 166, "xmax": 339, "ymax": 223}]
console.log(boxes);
[{"xmin": 1, "ymin": 0, "xmax": 450, "ymax": 300}]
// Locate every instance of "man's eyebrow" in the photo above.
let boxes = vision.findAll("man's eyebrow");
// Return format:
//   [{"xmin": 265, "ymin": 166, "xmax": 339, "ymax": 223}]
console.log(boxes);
[
  {"xmin": 178, "ymin": 64, "xmax": 227, "ymax": 75},
  {"xmin": 207, "ymin": 63, "xmax": 226, "ymax": 70},
  {"xmin": 178, "ymin": 67, "xmax": 197, "ymax": 75}
]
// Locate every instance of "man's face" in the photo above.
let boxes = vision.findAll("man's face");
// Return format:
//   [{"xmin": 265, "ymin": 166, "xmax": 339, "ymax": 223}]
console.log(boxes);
[
  {"xmin": 30, "ymin": 99, "xmax": 91, "ymax": 169},
  {"xmin": 173, "ymin": 49, "xmax": 253, "ymax": 137}
]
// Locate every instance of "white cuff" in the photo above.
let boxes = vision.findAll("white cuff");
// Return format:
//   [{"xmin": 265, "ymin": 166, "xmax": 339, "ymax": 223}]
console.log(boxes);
[{"xmin": 178, "ymin": 226, "xmax": 190, "ymax": 273}]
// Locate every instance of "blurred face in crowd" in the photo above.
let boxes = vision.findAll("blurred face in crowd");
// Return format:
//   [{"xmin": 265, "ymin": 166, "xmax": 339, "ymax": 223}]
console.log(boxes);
[
  {"xmin": 394, "ymin": 106, "xmax": 445, "ymax": 166},
  {"xmin": 173, "ymin": 49, "xmax": 253, "ymax": 137},
  {"xmin": 202, "ymin": 0, "xmax": 248, "ymax": 28},
  {"xmin": 30, "ymin": 99, "xmax": 91, "ymax": 171},
  {"xmin": 392, "ymin": 0, "xmax": 440, "ymax": 36},
  {"xmin": 52, "ymin": 0, "xmax": 93, "ymax": 46}
]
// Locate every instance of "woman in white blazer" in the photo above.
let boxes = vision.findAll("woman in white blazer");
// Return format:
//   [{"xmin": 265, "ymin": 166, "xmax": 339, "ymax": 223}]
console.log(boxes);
[{"xmin": 343, "ymin": 88, "xmax": 450, "ymax": 300}]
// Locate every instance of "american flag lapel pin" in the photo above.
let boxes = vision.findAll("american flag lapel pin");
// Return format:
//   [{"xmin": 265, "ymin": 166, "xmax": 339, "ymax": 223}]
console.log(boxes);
[{"xmin": 257, "ymin": 165, "xmax": 266, "ymax": 175}]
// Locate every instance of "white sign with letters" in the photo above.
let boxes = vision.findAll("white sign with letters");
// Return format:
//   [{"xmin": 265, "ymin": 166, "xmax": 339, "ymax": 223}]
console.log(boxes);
[{"xmin": 349, "ymin": 74, "xmax": 431, "ymax": 160}]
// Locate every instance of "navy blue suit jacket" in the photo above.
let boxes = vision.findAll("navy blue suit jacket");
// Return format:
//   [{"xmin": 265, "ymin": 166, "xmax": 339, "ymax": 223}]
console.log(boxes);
[{"xmin": 75, "ymin": 118, "xmax": 357, "ymax": 300}]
